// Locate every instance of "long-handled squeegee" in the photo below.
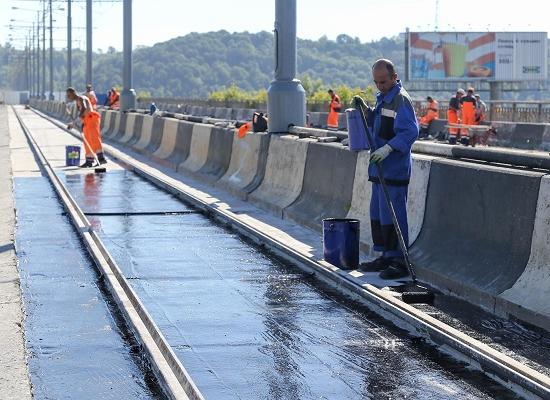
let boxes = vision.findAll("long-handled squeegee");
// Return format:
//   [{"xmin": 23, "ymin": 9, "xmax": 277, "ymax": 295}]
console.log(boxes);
[{"xmin": 355, "ymin": 99, "xmax": 434, "ymax": 305}]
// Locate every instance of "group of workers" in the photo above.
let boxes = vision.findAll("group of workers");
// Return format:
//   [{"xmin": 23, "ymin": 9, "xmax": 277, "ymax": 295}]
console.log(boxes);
[
  {"xmin": 418, "ymin": 88, "xmax": 487, "ymax": 145},
  {"xmin": 65, "ymin": 84, "xmax": 120, "ymax": 168}
]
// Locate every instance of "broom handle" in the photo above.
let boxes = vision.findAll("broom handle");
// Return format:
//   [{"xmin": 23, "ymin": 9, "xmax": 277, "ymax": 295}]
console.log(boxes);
[{"xmin": 355, "ymin": 101, "xmax": 417, "ymax": 282}]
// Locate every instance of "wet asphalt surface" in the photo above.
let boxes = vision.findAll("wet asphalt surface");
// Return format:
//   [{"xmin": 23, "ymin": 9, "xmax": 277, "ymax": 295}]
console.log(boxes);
[
  {"xmin": 14, "ymin": 176, "xmax": 165, "ymax": 400},
  {"xmin": 57, "ymin": 169, "xmax": 522, "ymax": 400}
]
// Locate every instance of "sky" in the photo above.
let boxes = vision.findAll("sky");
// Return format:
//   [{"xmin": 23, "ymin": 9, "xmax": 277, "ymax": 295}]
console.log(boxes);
[{"xmin": 1, "ymin": 0, "xmax": 549, "ymax": 51}]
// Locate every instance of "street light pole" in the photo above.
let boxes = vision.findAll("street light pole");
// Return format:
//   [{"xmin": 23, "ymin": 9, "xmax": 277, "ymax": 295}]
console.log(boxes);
[
  {"xmin": 67, "ymin": 0, "xmax": 72, "ymax": 88},
  {"xmin": 86, "ymin": 0, "xmax": 92, "ymax": 85},
  {"xmin": 31, "ymin": 24, "xmax": 35, "ymax": 97},
  {"xmin": 120, "ymin": 0, "xmax": 136, "ymax": 111},
  {"xmin": 42, "ymin": 0, "xmax": 46, "ymax": 99},
  {"xmin": 36, "ymin": 12, "xmax": 41, "ymax": 98},
  {"xmin": 266, "ymin": 0, "xmax": 306, "ymax": 133},
  {"xmin": 49, "ymin": 0, "xmax": 54, "ymax": 100}
]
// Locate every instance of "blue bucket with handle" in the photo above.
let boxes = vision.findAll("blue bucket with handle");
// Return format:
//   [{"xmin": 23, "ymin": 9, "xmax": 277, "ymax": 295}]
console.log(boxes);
[
  {"xmin": 323, "ymin": 218, "xmax": 360, "ymax": 270},
  {"xmin": 346, "ymin": 108, "xmax": 369, "ymax": 152},
  {"xmin": 65, "ymin": 145, "xmax": 81, "ymax": 167}
]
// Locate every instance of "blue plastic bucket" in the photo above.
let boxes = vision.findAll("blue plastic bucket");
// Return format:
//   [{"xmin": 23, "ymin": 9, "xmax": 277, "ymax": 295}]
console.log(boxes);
[
  {"xmin": 65, "ymin": 145, "xmax": 81, "ymax": 167},
  {"xmin": 323, "ymin": 218, "xmax": 360, "ymax": 270},
  {"xmin": 346, "ymin": 108, "xmax": 369, "ymax": 152}
]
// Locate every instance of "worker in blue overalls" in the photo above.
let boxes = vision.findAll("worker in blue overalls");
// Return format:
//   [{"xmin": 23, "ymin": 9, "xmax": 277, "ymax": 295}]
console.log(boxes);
[{"xmin": 354, "ymin": 59, "xmax": 419, "ymax": 279}]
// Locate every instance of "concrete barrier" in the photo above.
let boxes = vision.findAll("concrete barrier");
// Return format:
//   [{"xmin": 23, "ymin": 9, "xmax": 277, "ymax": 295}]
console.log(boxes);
[
  {"xmin": 101, "ymin": 111, "xmax": 115, "ymax": 136},
  {"xmin": 105, "ymin": 112, "xmax": 122, "ymax": 139},
  {"xmin": 164, "ymin": 120, "xmax": 194, "ymax": 169},
  {"xmin": 249, "ymin": 135, "xmax": 312, "ymax": 217},
  {"xmin": 132, "ymin": 115, "xmax": 154, "ymax": 152},
  {"xmin": 178, "ymin": 124, "xmax": 213, "ymax": 173},
  {"xmin": 498, "ymin": 175, "xmax": 550, "ymax": 330},
  {"xmin": 410, "ymin": 159, "xmax": 544, "ymax": 307},
  {"xmin": 150, "ymin": 118, "xmax": 184, "ymax": 168},
  {"xmin": 125, "ymin": 115, "xmax": 144, "ymax": 146},
  {"xmin": 346, "ymin": 153, "xmax": 433, "ymax": 253},
  {"xmin": 510, "ymin": 123, "xmax": 546, "ymax": 149},
  {"xmin": 118, "ymin": 113, "xmax": 137, "ymax": 143},
  {"xmin": 192, "ymin": 126, "xmax": 234, "ymax": 182},
  {"xmin": 284, "ymin": 142, "xmax": 357, "ymax": 232},
  {"xmin": 111, "ymin": 112, "xmax": 128, "ymax": 141},
  {"xmin": 215, "ymin": 132, "xmax": 270, "ymax": 199},
  {"xmin": 142, "ymin": 117, "xmax": 166, "ymax": 154}
]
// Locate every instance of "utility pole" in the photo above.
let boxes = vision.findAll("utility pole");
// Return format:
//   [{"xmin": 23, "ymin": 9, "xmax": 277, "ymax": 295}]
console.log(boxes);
[
  {"xmin": 49, "ymin": 0, "xmax": 54, "ymax": 100},
  {"xmin": 31, "ymin": 24, "xmax": 35, "ymax": 97},
  {"xmin": 26, "ymin": 36, "xmax": 30, "ymax": 92},
  {"xmin": 42, "ymin": 0, "xmax": 46, "ymax": 99},
  {"xmin": 36, "ymin": 12, "xmax": 41, "ymax": 98},
  {"xmin": 266, "ymin": 0, "xmax": 306, "ymax": 133},
  {"xmin": 86, "ymin": 0, "xmax": 92, "ymax": 85},
  {"xmin": 120, "ymin": 0, "xmax": 136, "ymax": 111},
  {"xmin": 67, "ymin": 0, "xmax": 72, "ymax": 87}
]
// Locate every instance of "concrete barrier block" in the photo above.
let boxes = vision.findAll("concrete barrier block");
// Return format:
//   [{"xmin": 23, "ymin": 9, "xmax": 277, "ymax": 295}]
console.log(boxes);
[
  {"xmin": 410, "ymin": 159, "xmax": 544, "ymax": 307},
  {"xmin": 143, "ymin": 117, "xmax": 166, "ymax": 154},
  {"xmin": 249, "ymin": 135, "xmax": 311, "ymax": 217},
  {"xmin": 194, "ymin": 126, "xmax": 234, "ymax": 182},
  {"xmin": 118, "ymin": 113, "xmax": 137, "ymax": 143},
  {"xmin": 215, "ymin": 132, "xmax": 270, "ymax": 199},
  {"xmin": 510, "ymin": 123, "xmax": 545, "ymax": 149},
  {"xmin": 164, "ymin": 120, "xmax": 194, "ymax": 168},
  {"xmin": 151, "ymin": 118, "xmax": 180, "ymax": 163},
  {"xmin": 283, "ymin": 142, "xmax": 358, "ymax": 232},
  {"xmin": 498, "ymin": 175, "xmax": 550, "ymax": 330},
  {"xmin": 125, "ymin": 115, "xmax": 144, "ymax": 146},
  {"xmin": 179, "ymin": 124, "xmax": 213, "ymax": 173},
  {"xmin": 132, "ymin": 115, "xmax": 154, "ymax": 152}
]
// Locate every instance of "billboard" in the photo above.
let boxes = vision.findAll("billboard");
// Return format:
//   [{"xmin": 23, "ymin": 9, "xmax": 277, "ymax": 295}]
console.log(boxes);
[{"xmin": 408, "ymin": 32, "xmax": 548, "ymax": 81}]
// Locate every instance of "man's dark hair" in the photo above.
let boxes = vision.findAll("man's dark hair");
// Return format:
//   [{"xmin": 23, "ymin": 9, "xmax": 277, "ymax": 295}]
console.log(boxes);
[
  {"xmin": 427, "ymin": 96, "xmax": 433, "ymax": 101},
  {"xmin": 372, "ymin": 59, "xmax": 396, "ymax": 76},
  {"xmin": 66, "ymin": 87, "xmax": 76, "ymax": 94},
  {"xmin": 327, "ymin": 89, "xmax": 334, "ymax": 94}
]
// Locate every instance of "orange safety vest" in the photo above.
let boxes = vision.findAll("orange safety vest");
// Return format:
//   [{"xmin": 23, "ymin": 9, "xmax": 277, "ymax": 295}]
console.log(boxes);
[
  {"xmin": 109, "ymin": 91, "xmax": 120, "ymax": 109},
  {"xmin": 420, "ymin": 99, "xmax": 439, "ymax": 128},
  {"xmin": 327, "ymin": 94, "xmax": 341, "ymax": 129},
  {"xmin": 85, "ymin": 91, "xmax": 98, "ymax": 110}
]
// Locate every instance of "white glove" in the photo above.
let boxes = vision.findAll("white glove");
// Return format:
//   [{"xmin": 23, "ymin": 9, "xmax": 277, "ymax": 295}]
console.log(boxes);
[{"xmin": 369, "ymin": 144, "xmax": 393, "ymax": 164}]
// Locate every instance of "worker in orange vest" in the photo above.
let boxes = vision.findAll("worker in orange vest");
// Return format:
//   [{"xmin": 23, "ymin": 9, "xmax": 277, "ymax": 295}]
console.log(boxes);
[
  {"xmin": 447, "ymin": 88, "xmax": 465, "ymax": 144},
  {"xmin": 418, "ymin": 96, "xmax": 439, "ymax": 139},
  {"xmin": 327, "ymin": 89, "xmax": 341, "ymax": 130},
  {"xmin": 107, "ymin": 87, "xmax": 120, "ymax": 110},
  {"xmin": 66, "ymin": 87, "xmax": 106, "ymax": 168},
  {"xmin": 84, "ymin": 84, "xmax": 98, "ymax": 110},
  {"xmin": 459, "ymin": 87, "xmax": 477, "ymax": 146}
]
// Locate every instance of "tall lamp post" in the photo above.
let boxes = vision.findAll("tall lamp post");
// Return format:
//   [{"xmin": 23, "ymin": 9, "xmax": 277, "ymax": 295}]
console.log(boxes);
[
  {"xmin": 86, "ymin": 0, "xmax": 92, "ymax": 85},
  {"xmin": 120, "ymin": 0, "xmax": 136, "ymax": 111},
  {"xmin": 266, "ymin": 0, "xmax": 306, "ymax": 133},
  {"xmin": 67, "ymin": 0, "xmax": 72, "ymax": 87}
]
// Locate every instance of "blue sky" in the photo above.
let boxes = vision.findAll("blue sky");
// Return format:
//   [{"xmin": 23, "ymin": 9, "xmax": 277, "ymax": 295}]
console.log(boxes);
[{"xmin": 2, "ymin": 0, "xmax": 548, "ymax": 50}]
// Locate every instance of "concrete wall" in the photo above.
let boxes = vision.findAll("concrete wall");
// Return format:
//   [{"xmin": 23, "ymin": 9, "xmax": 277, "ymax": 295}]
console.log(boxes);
[{"xmin": 32, "ymin": 99, "xmax": 550, "ymax": 331}]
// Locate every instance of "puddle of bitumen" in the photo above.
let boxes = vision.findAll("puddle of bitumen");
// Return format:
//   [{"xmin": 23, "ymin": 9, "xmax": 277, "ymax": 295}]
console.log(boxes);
[{"xmin": 14, "ymin": 176, "xmax": 165, "ymax": 400}]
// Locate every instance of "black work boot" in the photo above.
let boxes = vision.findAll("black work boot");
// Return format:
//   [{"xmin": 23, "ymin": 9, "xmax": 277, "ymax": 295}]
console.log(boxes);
[
  {"xmin": 79, "ymin": 158, "xmax": 95, "ymax": 168},
  {"xmin": 96, "ymin": 152, "xmax": 107, "ymax": 164},
  {"xmin": 359, "ymin": 256, "xmax": 390, "ymax": 272},
  {"xmin": 379, "ymin": 259, "xmax": 409, "ymax": 280}
]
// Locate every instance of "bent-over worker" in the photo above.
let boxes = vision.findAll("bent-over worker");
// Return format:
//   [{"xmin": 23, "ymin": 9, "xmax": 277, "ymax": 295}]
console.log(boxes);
[{"xmin": 66, "ymin": 87, "xmax": 106, "ymax": 168}]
